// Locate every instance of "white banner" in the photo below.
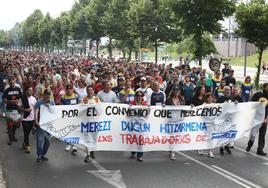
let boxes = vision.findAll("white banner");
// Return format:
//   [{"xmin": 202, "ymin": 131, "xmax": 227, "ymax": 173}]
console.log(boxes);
[{"xmin": 40, "ymin": 102, "xmax": 265, "ymax": 151}]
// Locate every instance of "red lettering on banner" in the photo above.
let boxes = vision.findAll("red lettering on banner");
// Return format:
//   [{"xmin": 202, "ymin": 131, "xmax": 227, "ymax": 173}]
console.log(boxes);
[
  {"xmin": 139, "ymin": 135, "xmax": 144, "ymax": 145},
  {"xmin": 162, "ymin": 136, "xmax": 168, "ymax": 144},
  {"xmin": 155, "ymin": 136, "xmax": 160, "ymax": 144},
  {"xmin": 196, "ymin": 134, "xmax": 206, "ymax": 142},
  {"xmin": 98, "ymin": 135, "xmax": 112, "ymax": 143},
  {"xmin": 120, "ymin": 134, "xmax": 192, "ymax": 145},
  {"xmin": 126, "ymin": 134, "xmax": 132, "ymax": 144}
]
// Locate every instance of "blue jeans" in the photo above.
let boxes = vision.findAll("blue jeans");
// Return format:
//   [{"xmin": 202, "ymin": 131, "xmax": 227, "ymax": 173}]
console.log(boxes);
[
  {"xmin": 131, "ymin": 151, "xmax": 143, "ymax": 158},
  {"xmin": 36, "ymin": 127, "xmax": 50, "ymax": 158}
]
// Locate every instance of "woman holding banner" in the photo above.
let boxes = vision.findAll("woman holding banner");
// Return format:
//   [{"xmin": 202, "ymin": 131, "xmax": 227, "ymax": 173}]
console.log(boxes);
[
  {"xmin": 204, "ymin": 93, "xmax": 215, "ymax": 158},
  {"xmin": 82, "ymin": 85, "xmax": 100, "ymax": 162},
  {"xmin": 130, "ymin": 91, "xmax": 148, "ymax": 162},
  {"xmin": 165, "ymin": 86, "xmax": 184, "ymax": 160}
]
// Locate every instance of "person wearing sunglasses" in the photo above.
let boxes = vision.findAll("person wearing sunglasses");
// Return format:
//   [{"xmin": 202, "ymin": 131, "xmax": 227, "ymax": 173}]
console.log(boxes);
[{"xmin": 130, "ymin": 91, "xmax": 148, "ymax": 161}]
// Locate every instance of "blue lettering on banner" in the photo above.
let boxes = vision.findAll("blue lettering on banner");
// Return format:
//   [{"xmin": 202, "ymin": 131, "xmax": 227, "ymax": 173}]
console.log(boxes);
[
  {"xmin": 160, "ymin": 122, "xmax": 207, "ymax": 133},
  {"xmin": 121, "ymin": 121, "xmax": 150, "ymax": 133},
  {"xmin": 62, "ymin": 137, "xmax": 80, "ymax": 144},
  {"xmin": 211, "ymin": 130, "xmax": 238, "ymax": 139},
  {"xmin": 81, "ymin": 121, "xmax": 112, "ymax": 133}
]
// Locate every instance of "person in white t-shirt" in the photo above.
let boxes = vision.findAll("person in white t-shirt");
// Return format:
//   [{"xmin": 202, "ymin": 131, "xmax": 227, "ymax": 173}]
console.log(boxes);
[
  {"xmin": 97, "ymin": 82, "xmax": 118, "ymax": 103},
  {"xmin": 20, "ymin": 86, "xmax": 37, "ymax": 153},
  {"xmin": 136, "ymin": 77, "xmax": 153, "ymax": 104}
]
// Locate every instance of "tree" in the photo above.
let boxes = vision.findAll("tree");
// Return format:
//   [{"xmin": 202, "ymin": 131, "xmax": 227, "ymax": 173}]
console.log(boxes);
[
  {"xmin": 170, "ymin": 0, "xmax": 235, "ymax": 66},
  {"xmin": 128, "ymin": 0, "xmax": 181, "ymax": 63},
  {"xmin": 22, "ymin": 9, "xmax": 44, "ymax": 49},
  {"xmin": 84, "ymin": 0, "xmax": 109, "ymax": 57},
  {"xmin": 102, "ymin": 0, "xmax": 129, "ymax": 58},
  {"xmin": 236, "ymin": 0, "xmax": 268, "ymax": 89},
  {"xmin": 0, "ymin": 30, "xmax": 10, "ymax": 47},
  {"xmin": 39, "ymin": 13, "xmax": 53, "ymax": 52},
  {"xmin": 189, "ymin": 34, "xmax": 218, "ymax": 59}
]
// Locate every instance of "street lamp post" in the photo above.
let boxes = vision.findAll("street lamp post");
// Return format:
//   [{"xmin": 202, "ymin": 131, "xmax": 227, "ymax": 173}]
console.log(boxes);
[{"xmin": 227, "ymin": 17, "xmax": 231, "ymax": 65}]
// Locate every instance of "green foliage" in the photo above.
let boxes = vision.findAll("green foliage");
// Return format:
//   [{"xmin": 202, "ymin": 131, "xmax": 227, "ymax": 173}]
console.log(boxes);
[
  {"xmin": 170, "ymin": 0, "xmax": 235, "ymax": 65},
  {"xmin": 236, "ymin": 0, "xmax": 268, "ymax": 89}
]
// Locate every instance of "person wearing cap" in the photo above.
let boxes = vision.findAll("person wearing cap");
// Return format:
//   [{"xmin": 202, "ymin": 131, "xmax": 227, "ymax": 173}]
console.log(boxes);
[
  {"xmin": 61, "ymin": 84, "xmax": 80, "ymax": 154},
  {"xmin": 151, "ymin": 69, "xmax": 163, "ymax": 85},
  {"xmin": 224, "ymin": 69, "xmax": 236, "ymax": 88},
  {"xmin": 132, "ymin": 69, "xmax": 143, "ymax": 90},
  {"xmin": 221, "ymin": 63, "xmax": 230, "ymax": 78},
  {"xmin": 112, "ymin": 77, "xmax": 125, "ymax": 96},
  {"xmin": 136, "ymin": 77, "xmax": 153, "ymax": 104},
  {"xmin": 3, "ymin": 75, "xmax": 22, "ymax": 145},
  {"xmin": 34, "ymin": 89, "xmax": 55, "ymax": 162}
]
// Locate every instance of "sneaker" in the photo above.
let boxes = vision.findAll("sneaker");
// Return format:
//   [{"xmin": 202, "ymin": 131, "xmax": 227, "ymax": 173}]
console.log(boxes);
[
  {"xmin": 225, "ymin": 146, "xmax": 232, "ymax": 154},
  {"xmin": 90, "ymin": 151, "xmax": 95, "ymax": 159},
  {"xmin": 36, "ymin": 158, "xmax": 41, "ymax": 163},
  {"xmin": 13, "ymin": 137, "xmax": 18, "ymax": 142},
  {"xmin": 2, "ymin": 112, "xmax": 6, "ymax": 118},
  {"xmin": 8, "ymin": 141, "xmax": 12, "ymax": 145},
  {"xmin": 220, "ymin": 147, "xmax": 224, "ymax": 155},
  {"xmin": 65, "ymin": 144, "xmax": 71, "ymax": 152},
  {"xmin": 71, "ymin": 148, "xmax": 77, "ymax": 155},
  {"xmin": 208, "ymin": 151, "xmax": 215, "ymax": 158},
  {"xmin": 22, "ymin": 143, "xmax": 27, "ymax": 150},
  {"xmin": 257, "ymin": 150, "xmax": 267, "ymax": 156},
  {"xmin": 84, "ymin": 155, "xmax": 90, "ymax": 163},
  {"xmin": 130, "ymin": 154, "xmax": 136, "ymax": 159},
  {"xmin": 246, "ymin": 140, "xmax": 254, "ymax": 152},
  {"xmin": 25, "ymin": 146, "xmax": 31, "ymax": 154},
  {"xmin": 137, "ymin": 157, "xmax": 143, "ymax": 162},
  {"xmin": 41, "ymin": 156, "xmax": 48, "ymax": 161},
  {"xmin": 170, "ymin": 152, "xmax": 176, "ymax": 160},
  {"xmin": 198, "ymin": 150, "xmax": 204, "ymax": 155},
  {"xmin": 246, "ymin": 145, "xmax": 251, "ymax": 152}
]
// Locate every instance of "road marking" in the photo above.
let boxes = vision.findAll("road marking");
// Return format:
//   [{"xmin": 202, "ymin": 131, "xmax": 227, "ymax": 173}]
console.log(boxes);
[
  {"xmin": 87, "ymin": 158, "xmax": 127, "ymax": 188},
  {"xmin": 88, "ymin": 170, "xmax": 126, "ymax": 188},
  {"xmin": 211, "ymin": 165, "xmax": 262, "ymax": 188},
  {"xmin": 0, "ymin": 162, "xmax": 6, "ymax": 188},
  {"xmin": 176, "ymin": 151, "xmax": 259, "ymax": 188},
  {"xmin": 235, "ymin": 146, "xmax": 268, "ymax": 161},
  {"xmin": 76, "ymin": 149, "xmax": 127, "ymax": 188}
]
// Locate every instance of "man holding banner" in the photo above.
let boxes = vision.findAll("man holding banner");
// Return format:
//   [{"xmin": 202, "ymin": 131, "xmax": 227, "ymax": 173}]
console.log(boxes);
[
  {"xmin": 246, "ymin": 83, "xmax": 268, "ymax": 156},
  {"xmin": 62, "ymin": 84, "xmax": 80, "ymax": 154},
  {"xmin": 34, "ymin": 89, "xmax": 55, "ymax": 163}
]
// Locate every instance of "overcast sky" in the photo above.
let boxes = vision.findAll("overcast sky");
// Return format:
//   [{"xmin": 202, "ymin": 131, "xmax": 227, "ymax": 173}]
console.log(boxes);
[{"xmin": 0, "ymin": 0, "xmax": 75, "ymax": 31}]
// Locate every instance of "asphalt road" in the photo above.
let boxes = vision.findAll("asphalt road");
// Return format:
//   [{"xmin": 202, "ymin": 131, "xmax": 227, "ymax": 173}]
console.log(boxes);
[{"xmin": 0, "ymin": 120, "xmax": 268, "ymax": 188}]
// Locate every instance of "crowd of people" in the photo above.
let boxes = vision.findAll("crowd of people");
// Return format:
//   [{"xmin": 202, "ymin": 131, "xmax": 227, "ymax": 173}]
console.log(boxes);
[{"xmin": 0, "ymin": 50, "xmax": 267, "ymax": 163}]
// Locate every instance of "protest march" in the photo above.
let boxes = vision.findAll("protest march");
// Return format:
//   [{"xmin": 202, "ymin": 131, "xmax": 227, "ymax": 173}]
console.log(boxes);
[{"xmin": 0, "ymin": 50, "xmax": 268, "ymax": 163}]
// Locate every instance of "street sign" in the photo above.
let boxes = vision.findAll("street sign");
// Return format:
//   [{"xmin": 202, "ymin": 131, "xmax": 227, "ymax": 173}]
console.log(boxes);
[{"xmin": 67, "ymin": 40, "xmax": 84, "ymax": 48}]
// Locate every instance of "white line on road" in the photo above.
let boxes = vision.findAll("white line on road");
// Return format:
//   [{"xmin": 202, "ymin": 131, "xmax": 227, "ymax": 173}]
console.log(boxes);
[
  {"xmin": 76, "ymin": 150, "xmax": 127, "ymax": 188},
  {"xmin": 235, "ymin": 146, "xmax": 268, "ymax": 161},
  {"xmin": 176, "ymin": 151, "xmax": 260, "ymax": 188},
  {"xmin": 0, "ymin": 162, "xmax": 6, "ymax": 188},
  {"xmin": 211, "ymin": 165, "xmax": 262, "ymax": 188}
]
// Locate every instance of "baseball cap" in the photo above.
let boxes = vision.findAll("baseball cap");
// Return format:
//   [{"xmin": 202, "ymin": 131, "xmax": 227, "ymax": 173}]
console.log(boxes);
[{"xmin": 141, "ymin": 77, "xmax": 146, "ymax": 81}]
